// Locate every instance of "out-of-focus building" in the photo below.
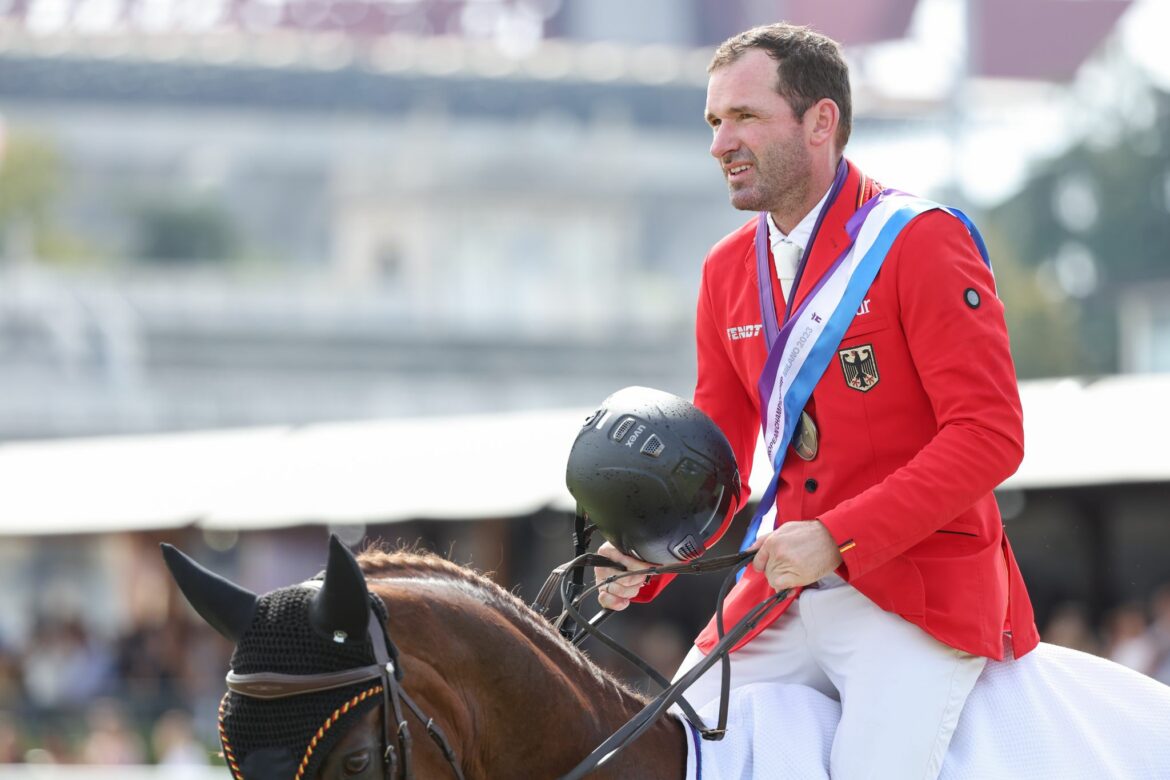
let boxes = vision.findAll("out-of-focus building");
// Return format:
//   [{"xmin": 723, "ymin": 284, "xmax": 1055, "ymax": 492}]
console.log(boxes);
[
  {"xmin": 0, "ymin": 0, "xmax": 1141, "ymax": 440},
  {"xmin": 0, "ymin": 2, "xmax": 935, "ymax": 440},
  {"xmin": 0, "ymin": 33, "xmax": 717, "ymax": 438}
]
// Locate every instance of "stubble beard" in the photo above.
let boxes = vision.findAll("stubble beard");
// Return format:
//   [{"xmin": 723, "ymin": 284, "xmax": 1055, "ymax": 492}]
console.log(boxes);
[{"xmin": 726, "ymin": 142, "xmax": 811, "ymax": 218}]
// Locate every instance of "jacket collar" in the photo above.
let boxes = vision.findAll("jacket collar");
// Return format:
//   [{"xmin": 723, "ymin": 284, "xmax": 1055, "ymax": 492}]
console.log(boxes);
[
  {"xmin": 738, "ymin": 158, "xmax": 882, "ymax": 320},
  {"xmin": 791, "ymin": 158, "xmax": 880, "ymax": 312}
]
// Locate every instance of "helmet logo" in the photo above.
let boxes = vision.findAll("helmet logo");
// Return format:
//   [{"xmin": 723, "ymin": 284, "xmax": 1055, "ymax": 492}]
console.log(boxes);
[{"xmin": 623, "ymin": 424, "xmax": 647, "ymax": 448}]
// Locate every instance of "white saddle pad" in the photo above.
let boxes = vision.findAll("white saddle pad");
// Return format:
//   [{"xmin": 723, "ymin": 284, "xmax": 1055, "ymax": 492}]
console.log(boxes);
[{"xmin": 681, "ymin": 642, "xmax": 1170, "ymax": 779}]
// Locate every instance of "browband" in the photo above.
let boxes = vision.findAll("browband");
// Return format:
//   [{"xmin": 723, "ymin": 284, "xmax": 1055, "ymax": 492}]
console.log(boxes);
[{"xmin": 226, "ymin": 665, "xmax": 385, "ymax": 700}]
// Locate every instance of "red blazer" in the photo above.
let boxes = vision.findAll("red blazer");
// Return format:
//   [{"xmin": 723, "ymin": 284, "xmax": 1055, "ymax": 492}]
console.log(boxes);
[{"xmin": 637, "ymin": 160, "xmax": 1039, "ymax": 661}]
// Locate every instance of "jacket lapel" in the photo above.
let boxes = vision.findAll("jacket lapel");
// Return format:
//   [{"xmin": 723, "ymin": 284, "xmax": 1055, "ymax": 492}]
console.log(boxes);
[
  {"xmin": 791, "ymin": 159, "xmax": 876, "ymax": 313},
  {"xmin": 742, "ymin": 159, "xmax": 882, "ymax": 326}
]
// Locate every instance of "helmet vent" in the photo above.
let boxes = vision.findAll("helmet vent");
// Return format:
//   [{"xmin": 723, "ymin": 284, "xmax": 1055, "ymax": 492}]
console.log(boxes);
[
  {"xmin": 671, "ymin": 535, "xmax": 702, "ymax": 561},
  {"xmin": 612, "ymin": 417, "xmax": 636, "ymax": 441},
  {"xmin": 640, "ymin": 435, "xmax": 665, "ymax": 458}
]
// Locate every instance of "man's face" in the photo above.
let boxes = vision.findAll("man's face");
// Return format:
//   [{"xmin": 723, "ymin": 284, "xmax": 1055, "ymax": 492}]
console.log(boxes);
[{"xmin": 705, "ymin": 48, "xmax": 810, "ymax": 213}]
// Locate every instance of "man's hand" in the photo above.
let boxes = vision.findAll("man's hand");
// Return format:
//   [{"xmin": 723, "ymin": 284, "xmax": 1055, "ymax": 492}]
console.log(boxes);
[
  {"xmin": 594, "ymin": 541, "xmax": 651, "ymax": 611},
  {"xmin": 751, "ymin": 520, "xmax": 843, "ymax": 592}
]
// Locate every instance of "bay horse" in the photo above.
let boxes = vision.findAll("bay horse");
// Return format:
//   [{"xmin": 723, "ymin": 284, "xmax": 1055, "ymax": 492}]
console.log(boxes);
[
  {"xmin": 164, "ymin": 536, "xmax": 1170, "ymax": 780},
  {"xmin": 163, "ymin": 535, "xmax": 686, "ymax": 779}
]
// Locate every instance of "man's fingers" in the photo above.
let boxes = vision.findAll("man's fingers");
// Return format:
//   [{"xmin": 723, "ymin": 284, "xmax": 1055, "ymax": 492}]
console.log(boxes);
[
  {"xmin": 597, "ymin": 590, "xmax": 631, "ymax": 611},
  {"xmin": 751, "ymin": 539, "xmax": 773, "ymax": 571},
  {"xmin": 596, "ymin": 568, "xmax": 646, "ymax": 600},
  {"xmin": 594, "ymin": 566, "xmax": 620, "ymax": 584},
  {"xmin": 597, "ymin": 541, "xmax": 639, "ymax": 567},
  {"xmin": 768, "ymin": 572, "xmax": 797, "ymax": 592},
  {"xmin": 593, "ymin": 541, "xmax": 652, "ymax": 611},
  {"xmin": 596, "ymin": 542, "xmax": 652, "ymax": 588},
  {"xmin": 596, "ymin": 567, "xmax": 647, "ymax": 589},
  {"xmin": 764, "ymin": 559, "xmax": 801, "ymax": 592},
  {"xmin": 602, "ymin": 578, "xmax": 644, "ymax": 598}
]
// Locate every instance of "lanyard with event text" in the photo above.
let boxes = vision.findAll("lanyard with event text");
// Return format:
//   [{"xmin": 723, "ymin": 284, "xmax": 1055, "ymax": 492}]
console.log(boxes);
[{"xmin": 754, "ymin": 157, "xmax": 849, "ymax": 347}]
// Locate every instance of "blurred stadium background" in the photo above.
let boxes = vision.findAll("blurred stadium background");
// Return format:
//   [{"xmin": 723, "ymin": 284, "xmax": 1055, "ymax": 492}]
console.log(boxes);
[{"xmin": 0, "ymin": 0, "xmax": 1168, "ymax": 773}]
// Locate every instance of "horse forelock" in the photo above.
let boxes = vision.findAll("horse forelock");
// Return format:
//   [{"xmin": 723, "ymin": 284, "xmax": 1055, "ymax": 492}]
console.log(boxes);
[{"xmin": 355, "ymin": 547, "xmax": 645, "ymax": 703}]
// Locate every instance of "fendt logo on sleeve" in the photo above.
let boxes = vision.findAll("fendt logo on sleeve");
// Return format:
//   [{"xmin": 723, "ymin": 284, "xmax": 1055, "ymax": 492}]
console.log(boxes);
[{"xmin": 726, "ymin": 324, "xmax": 763, "ymax": 341}]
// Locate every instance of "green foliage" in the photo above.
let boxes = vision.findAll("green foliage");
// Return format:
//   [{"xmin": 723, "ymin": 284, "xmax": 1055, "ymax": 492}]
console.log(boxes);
[
  {"xmin": 0, "ymin": 134, "xmax": 60, "ymax": 224},
  {"xmin": 985, "ymin": 88, "xmax": 1170, "ymax": 377},
  {"xmin": 992, "ymin": 137, "xmax": 1170, "ymax": 285},
  {"xmin": 0, "ymin": 132, "xmax": 96, "ymax": 264},
  {"xmin": 984, "ymin": 222, "xmax": 1084, "ymax": 378}
]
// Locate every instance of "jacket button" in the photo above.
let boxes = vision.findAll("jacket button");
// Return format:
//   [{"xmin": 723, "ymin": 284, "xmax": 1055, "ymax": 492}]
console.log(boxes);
[{"xmin": 804, "ymin": 478, "xmax": 818, "ymax": 493}]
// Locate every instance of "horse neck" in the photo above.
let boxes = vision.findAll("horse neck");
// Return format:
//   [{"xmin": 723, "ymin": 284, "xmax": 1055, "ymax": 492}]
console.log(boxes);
[
  {"xmin": 382, "ymin": 581, "xmax": 685, "ymax": 780},
  {"xmin": 576, "ymin": 693, "xmax": 689, "ymax": 780},
  {"xmin": 461, "ymin": 609, "xmax": 687, "ymax": 780}
]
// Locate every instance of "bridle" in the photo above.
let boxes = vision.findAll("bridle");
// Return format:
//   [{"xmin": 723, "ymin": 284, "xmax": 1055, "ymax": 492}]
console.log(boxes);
[
  {"xmin": 223, "ymin": 586, "xmax": 465, "ymax": 780},
  {"xmin": 219, "ymin": 535, "xmax": 781, "ymax": 780}
]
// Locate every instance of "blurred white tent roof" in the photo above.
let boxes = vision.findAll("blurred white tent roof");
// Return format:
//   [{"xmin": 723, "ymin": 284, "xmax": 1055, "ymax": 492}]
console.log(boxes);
[
  {"xmin": 0, "ymin": 374, "xmax": 1167, "ymax": 535},
  {"xmin": 1007, "ymin": 374, "xmax": 1170, "ymax": 489},
  {"xmin": 0, "ymin": 409, "xmax": 587, "ymax": 535}
]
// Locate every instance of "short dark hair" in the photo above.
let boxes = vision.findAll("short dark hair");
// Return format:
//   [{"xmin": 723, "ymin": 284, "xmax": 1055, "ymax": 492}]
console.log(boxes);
[{"xmin": 709, "ymin": 23, "xmax": 852, "ymax": 149}]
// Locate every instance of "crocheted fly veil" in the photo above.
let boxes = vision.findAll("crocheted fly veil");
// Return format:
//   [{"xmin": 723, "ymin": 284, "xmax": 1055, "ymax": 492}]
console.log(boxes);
[
  {"xmin": 162, "ymin": 537, "xmax": 390, "ymax": 780},
  {"xmin": 220, "ymin": 584, "xmax": 390, "ymax": 779}
]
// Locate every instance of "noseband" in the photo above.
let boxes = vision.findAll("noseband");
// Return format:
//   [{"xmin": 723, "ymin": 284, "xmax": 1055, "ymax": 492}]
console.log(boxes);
[{"xmin": 225, "ymin": 591, "xmax": 465, "ymax": 780}]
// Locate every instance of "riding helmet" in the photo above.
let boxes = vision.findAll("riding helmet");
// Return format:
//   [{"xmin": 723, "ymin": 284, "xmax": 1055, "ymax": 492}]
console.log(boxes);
[{"xmin": 565, "ymin": 386, "xmax": 740, "ymax": 564}]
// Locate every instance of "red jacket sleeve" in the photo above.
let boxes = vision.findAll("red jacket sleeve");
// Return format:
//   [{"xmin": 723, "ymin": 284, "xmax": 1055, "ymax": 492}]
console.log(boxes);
[
  {"xmin": 633, "ymin": 252, "xmax": 760, "ymax": 603},
  {"xmin": 819, "ymin": 210, "xmax": 1025, "ymax": 579},
  {"xmin": 693, "ymin": 256, "xmax": 760, "ymax": 507}
]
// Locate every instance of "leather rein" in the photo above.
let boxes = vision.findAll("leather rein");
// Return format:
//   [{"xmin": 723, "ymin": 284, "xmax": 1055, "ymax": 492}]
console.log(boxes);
[
  {"xmin": 224, "ymin": 588, "xmax": 465, "ymax": 780},
  {"xmin": 534, "ymin": 535, "xmax": 791, "ymax": 780}
]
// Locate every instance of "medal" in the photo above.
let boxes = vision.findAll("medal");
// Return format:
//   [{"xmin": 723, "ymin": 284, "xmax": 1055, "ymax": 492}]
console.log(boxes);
[{"xmin": 791, "ymin": 411, "xmax": 818, "ymax": 461}]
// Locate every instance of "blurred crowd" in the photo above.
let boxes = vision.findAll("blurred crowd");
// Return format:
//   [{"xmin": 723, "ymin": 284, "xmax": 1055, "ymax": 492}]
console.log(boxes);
[
  {"xmin": 1041, "ymin": 583, "xmax": 1170, "ymax": 684},
  {"xmin": 1, "ymin": 583, "xmax": 1169, "ymax": 765},
  {"xmin": 0, "ymin": 609, "xmax": 230, "ymax": 766}
]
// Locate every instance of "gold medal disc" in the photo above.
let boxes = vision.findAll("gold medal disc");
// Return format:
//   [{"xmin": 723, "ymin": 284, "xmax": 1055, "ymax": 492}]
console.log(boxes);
[{"xmin": 791, "ymin": 411, "xmax": 818, "ymax": 461}]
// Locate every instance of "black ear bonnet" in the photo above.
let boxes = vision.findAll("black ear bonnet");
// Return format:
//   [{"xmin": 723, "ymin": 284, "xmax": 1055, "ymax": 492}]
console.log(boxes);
[{"xmin": 218, "ymin": 583, "xmax": 391, "ymax": 780}]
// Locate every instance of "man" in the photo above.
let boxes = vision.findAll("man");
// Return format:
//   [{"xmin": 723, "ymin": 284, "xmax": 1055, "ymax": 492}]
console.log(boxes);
[{"xmin": 596, "ymin": 23, "xmax": 1039, "ymax": 779}]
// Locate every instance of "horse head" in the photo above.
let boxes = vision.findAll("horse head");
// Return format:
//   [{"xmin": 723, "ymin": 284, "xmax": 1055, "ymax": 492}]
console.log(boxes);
[{"xmin": 163, "ymin": 535, "xmax": 440, "ymax": 780}]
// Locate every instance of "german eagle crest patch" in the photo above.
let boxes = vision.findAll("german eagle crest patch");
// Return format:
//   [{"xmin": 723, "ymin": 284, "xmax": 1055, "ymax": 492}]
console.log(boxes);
[{"xmin": 838, "ymin": 344, "xmax": 879, "ymax": 392}]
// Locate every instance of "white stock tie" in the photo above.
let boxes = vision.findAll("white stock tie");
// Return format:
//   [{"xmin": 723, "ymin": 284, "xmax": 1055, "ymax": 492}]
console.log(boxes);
[{"xmin": 775, "ymin": 241, "xmax": 803, "ymax": 307}]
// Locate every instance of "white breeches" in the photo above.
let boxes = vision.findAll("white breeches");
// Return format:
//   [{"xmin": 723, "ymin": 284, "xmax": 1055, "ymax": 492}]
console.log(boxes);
[{"xmin": 672, "ymin": 579, "xmax": 986, "ymax": 780}]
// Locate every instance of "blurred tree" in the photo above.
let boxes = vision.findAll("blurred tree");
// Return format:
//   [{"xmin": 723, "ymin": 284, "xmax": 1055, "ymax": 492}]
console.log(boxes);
[
  {"xmin": 0, "ymin": 135, "xmax": 58, "ymax": 222},
  {"xmin": 0, "ymin": 132, "xmax": 88, "ymax": 264},
  {"xmin": 983, "ymin": 221, "xmax": 1084, "ymax": 378},
  {"xmin": 134, "ymin": 200, "xmax": 240, "ymax": 265},
  {"xmin": 986, "ymin": 88, "xmax": 1170, "ymax": 377}
]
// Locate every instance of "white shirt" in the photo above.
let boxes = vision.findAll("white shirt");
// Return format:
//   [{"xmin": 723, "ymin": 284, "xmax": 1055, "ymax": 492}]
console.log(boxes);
[{"xmin": 766, "ymin": 186, "xmax": 833, "ymax": 303}]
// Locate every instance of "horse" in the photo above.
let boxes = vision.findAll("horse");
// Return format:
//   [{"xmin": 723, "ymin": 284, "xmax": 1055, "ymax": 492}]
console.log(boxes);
[{"xmin": 164, "ymin": 536, "xmax": 1170, "ymax": 779}]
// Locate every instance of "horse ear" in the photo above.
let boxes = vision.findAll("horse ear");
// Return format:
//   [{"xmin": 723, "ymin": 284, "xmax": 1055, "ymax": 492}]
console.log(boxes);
[
  {"xmin": 161, "ymin": 543, "xmax": 257, "ymax": 643},
  {"xmin": 309, "ymin": 535, "xmax": 371, "ymax": 642}
]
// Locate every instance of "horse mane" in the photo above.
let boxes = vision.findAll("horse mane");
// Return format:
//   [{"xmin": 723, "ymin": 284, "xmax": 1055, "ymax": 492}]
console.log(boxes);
[{"xmin": 356, "ymin": 546, "xmax": 646, "ymax": 703}]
